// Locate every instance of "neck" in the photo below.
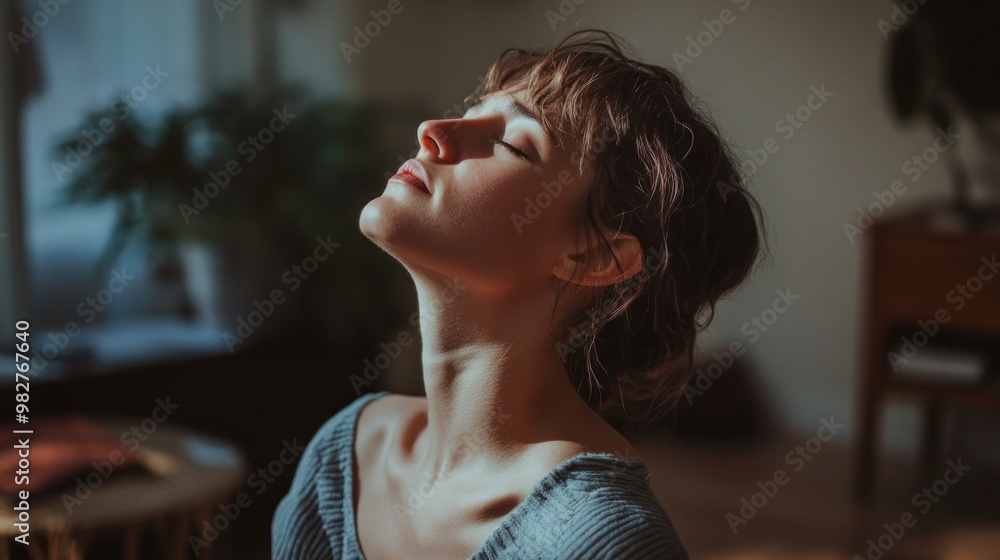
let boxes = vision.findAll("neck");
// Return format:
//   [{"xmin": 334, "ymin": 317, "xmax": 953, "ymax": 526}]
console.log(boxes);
[{"xmin": 407, "ymin": 270, "xmax": 594, "ymax": 478}]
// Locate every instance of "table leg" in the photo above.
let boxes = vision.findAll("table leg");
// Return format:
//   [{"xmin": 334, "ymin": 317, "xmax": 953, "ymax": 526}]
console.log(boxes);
[
  {"xmin": 222, "ymin": 526, "xmax": 234, "ymax": 560},
  {"xmin": 855, "ymin": 388, "xmax": 882, "ymax": 503},
  {"xmin": 172, "ymin": 513, "xmax": 189, "ymax": 560},
  {"xmin": 153, "ymin": 515, "xmax": 172, "ymax": 559},
  {"xmin": 27, "ymin": 536, "xmax": 45, "ymax": 560},
  {"xmin": 46, "ymin": 531, "xmax": 88, "ymax": 560},
  {"xmin": 194, "ymin": 506, "xmax": 216, "ymax": 560},
  {"xmin": 123, "ymin": 522, "xmax": 141, "ymax": 560},
  {"xmin": 921, "ymin": 398, "xmax": 945, "ymax": 479}
]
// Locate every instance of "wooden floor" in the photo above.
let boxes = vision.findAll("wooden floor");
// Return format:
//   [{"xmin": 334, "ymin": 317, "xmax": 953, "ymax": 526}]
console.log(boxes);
[{"xmin": 633, "ymin": 435, "xmax": 1000, "ymax": 560}]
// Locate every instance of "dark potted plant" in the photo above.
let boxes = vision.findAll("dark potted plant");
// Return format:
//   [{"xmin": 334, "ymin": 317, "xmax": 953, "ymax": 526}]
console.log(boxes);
[
  {"xmin": 57, "ymin": 86, "xmax": 414, "ymax": 351},
  {"xmin": 886, "ymin": 0, "xmax": 1000, "ymax": 227}
]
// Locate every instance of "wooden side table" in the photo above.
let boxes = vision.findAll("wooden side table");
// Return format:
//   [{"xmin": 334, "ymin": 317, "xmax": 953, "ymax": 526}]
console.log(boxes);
[
  {"xmin": 0, "ymin": 418, "xmax": 247, "ymax": 559},
  {"xmin": 854, "ymin": 202, "xmax": 1000, "ymax": 502}
]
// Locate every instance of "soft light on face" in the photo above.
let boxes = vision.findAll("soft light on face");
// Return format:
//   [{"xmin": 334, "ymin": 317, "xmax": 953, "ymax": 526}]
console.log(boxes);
[{"xmin": 359, "ymin": 86, "xmax": 594, "ymax": 294}]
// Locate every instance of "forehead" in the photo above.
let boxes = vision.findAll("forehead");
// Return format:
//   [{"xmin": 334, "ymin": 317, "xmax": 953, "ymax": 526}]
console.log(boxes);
[{"xmin": 465, "ymin": 86, "xmax": 532, "ymax": 117}]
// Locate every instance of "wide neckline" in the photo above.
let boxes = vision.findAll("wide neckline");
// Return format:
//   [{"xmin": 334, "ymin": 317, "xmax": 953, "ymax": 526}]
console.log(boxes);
[{"xmin": 344, "ymin": 391, "xmax": 651, "ymax": 559}]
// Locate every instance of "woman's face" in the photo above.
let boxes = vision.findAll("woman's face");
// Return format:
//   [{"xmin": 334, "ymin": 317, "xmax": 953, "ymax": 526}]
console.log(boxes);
[{"xmin": 359, "ymin": 85, "xmax": 594, "ymax": 293}]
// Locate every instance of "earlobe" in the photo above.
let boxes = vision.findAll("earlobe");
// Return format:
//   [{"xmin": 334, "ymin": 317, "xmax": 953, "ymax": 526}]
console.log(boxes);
[{"xmin": 552, "ymin": 233, "xmax": 643, "ymax": 287}]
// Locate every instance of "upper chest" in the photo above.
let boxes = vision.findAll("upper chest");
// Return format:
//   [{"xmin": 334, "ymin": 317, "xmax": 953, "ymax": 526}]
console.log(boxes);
[
  {"xmin": 350, "ymin": 395, "xmax": 640, "ymax": 559},
  {"xmin": 352, "ymin": 396, "xmax": 528, "ymax": 559}
]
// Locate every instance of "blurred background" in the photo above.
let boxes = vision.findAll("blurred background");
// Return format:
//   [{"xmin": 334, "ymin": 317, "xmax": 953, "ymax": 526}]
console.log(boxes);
[{"xmin": 1, "ymin": 0, "xmax": 999, "ymax": 558}]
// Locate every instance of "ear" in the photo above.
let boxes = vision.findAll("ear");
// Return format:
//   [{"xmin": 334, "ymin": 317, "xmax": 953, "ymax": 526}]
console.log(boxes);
[{"xmin": 553, "ymin": 231, "xmax": 644, "ymax": 287}]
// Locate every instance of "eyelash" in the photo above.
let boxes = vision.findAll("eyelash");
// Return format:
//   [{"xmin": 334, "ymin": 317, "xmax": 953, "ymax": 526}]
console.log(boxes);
[{"xmin": 493, "ymin": 139, "xmax": 531, "ymax": 161}]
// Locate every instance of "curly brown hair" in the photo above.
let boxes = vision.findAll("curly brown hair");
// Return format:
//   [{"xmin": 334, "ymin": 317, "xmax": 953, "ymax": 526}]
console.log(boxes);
[{"xmin": 473, "ymin": 29, "xmax": 765, "ymax": 426}]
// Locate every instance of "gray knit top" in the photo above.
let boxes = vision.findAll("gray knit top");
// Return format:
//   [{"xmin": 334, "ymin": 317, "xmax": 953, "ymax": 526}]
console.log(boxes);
[{"xmin": 271, "ymin": 391, "xmax": 689, "ymax": 559}]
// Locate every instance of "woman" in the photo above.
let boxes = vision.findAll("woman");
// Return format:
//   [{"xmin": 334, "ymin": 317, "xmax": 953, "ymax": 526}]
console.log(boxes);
[{"xmin": 273, "ymin": 29, "xmax": 762, "ymax": 559}]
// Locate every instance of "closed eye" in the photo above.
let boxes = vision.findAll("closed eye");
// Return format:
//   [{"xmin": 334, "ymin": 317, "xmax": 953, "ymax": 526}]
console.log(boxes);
[{"xmin": 493, "ymin": 139, "xmax": 532, "ymax": 162}]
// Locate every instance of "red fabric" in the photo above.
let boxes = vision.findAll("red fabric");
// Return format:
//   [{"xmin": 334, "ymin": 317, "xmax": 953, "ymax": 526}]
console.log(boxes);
[{"xmin": 0, "ymin": 416, "xmax": 148, "ymax": 496}]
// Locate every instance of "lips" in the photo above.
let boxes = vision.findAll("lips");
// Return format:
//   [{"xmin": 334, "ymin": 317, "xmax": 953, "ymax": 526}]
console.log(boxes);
[{"xmin": 390, "ymin": 159, "xmax": 431, "ymax": 194}]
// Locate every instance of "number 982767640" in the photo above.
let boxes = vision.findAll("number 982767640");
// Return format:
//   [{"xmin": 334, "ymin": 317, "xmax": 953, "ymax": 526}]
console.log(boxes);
[{"xmin": 14, "ymin": 320, "xmax": 30, "ymax": 424}]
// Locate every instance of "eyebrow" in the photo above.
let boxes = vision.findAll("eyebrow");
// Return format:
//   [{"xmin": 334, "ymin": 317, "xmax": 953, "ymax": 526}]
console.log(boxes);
[
  {"xmin": 467, "ymin": 96, "xmax": 543, "ymax": 125},
  {"xmin": 506, "ymin": 100, "xmax": 543, "ymax": 124}
]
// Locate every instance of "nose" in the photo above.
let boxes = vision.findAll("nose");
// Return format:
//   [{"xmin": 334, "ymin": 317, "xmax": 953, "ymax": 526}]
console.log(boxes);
[
  {"xmin": 417, "ymin": 117, "xmax": 499, "ymax": 163},
  {"xmin": 417, "ymin": 119, "xmax": 462, "ymax": 163}
]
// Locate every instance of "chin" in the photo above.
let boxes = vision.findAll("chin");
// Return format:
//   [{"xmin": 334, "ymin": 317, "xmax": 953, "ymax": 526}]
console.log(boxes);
[
  {"xmin": 360, "ymin": 204, "xmax": 471, "ymax": 285},
  {"xmin": 359, "ymin": 196, "xmax": 429, "ymax": 263},
  {"xmin": 360, "ymin": 191, "xmax": 414, "ymax": 235}
]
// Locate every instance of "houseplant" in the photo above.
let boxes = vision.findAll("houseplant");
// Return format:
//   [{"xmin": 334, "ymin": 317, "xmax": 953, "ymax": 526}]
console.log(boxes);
[
  {"xmin": 886, "ymin": 0, "xmax": 1000, "ymax": 226},
  {"xmin": 56, "ymin": 86, "xmax": 414, "ymax": 351}
]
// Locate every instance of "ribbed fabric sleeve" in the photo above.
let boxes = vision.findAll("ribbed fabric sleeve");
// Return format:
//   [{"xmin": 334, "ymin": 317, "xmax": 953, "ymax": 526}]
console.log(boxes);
[
  {"xmin": 468, "ymin": 454, "xmax": 689, "ymax": 560},
  {"xmin": 272, "ymin": 391, "xmax": 390, "ymax": 559},
  {"xmin": 271, "ymin": 392, "xmax": 689, "ymax": 560}
]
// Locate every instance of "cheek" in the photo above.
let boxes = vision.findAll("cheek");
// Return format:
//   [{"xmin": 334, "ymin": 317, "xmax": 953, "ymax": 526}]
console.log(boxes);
[
  {"xmin": 455, "ymin": 162, "xmax": 529, "ymax": 207},
  {"xmin": 446, "ymin": 165, "xmax": 515, "ymax": 224},
  {"xmin": 510, "ymin": 170, "xmax": 585, "ymax": 240},
  {"xmin": 442, "ymin": 162, "xmax": 587, "ymax": 280},
  {"xmin": 459, "ymin": 165, "xmax": 574, "ymax": 242}
]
